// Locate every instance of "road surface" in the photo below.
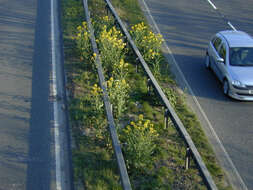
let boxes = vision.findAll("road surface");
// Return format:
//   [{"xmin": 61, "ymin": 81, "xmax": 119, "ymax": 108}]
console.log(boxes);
[
  {"xmin": 139, "ymin": 0, "xmax": 253, "ymax": 189},
  {"xmin": 0, "ymin": 0, "xmax": 72, "ymax": 189}
]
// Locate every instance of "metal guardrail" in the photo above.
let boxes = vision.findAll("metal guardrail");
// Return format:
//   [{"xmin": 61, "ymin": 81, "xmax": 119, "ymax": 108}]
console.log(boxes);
[
  {"xmin": 82, "ymin": 0, "xmax": 132, "ymax": 189},
  {"xmin": 104, "ymin": 0, "xmax": 218, "ymax": 189}
]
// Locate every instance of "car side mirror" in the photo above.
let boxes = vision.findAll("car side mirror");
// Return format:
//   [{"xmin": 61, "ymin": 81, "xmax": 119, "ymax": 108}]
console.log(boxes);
[{"xmin": 217, "ymin": 57, "xmax": 224, "ymax": 63}]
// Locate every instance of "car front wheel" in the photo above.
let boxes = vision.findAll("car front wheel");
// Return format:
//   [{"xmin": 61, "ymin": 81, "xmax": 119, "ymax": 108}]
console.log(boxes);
[
  {"xmin": 205, "ymin": 54, "xmax": 210, "ymax": 69},
  {"xmin": 223, "ymin": 79, "xmax": 229, "ymax": 95}
]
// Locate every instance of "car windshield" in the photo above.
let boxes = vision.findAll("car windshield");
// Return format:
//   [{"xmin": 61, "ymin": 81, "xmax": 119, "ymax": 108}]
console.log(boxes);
[{"xmin": 230, "ymin": 47, "xmax": 253, "ymax": 66}]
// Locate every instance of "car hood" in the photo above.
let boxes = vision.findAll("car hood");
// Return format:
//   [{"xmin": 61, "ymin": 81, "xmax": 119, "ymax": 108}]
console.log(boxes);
[{"xmin": 229, "ymin": 66, "xmax": 253, "ymax": 85}]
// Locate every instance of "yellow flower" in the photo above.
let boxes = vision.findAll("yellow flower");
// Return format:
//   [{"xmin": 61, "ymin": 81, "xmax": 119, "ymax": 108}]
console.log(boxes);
[
  {"xmin": 122, "ymin": 79, "xmax": 126, "ymax": 85},
  {"xmin": 149, "ymin": 127, "xmax": 154, "ymax": 133},
  {"xmin": 138, "ymin": 114, "xmax": 144, "ymax": 121},
  {"xmin": 93, "ymin": 53, "xmax": 97, "ymax": 57},
  {"xmin": 103, "ymin": 16, "xmax": 109, "ymax": 21},
  {"xmin": 119, "ymin": 59, "xmax": 124, "ymax": 68}
]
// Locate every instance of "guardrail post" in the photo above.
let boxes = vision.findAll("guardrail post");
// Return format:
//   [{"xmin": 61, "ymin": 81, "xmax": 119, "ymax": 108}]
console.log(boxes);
[
  {"xmin": 135, "ymin": 58, "xmax": 139, "ymax": 73},
  {"xmin": 185, "ymin": 147, "xmax": 191, "ymax": 170},
  {"xmin": 147, "ymin": 78, "xmax": 152, "ymax": 95},
  {"xmin": 164, "ymin": 108, "xmax": 169, "ymax": 129},
  {"xmin": 114, "ymin": 20, "xmax": 118, "ymax": 27},
  {"xmin": 105, "ymin": 5, "xmax": 109, "ymax": 15}
]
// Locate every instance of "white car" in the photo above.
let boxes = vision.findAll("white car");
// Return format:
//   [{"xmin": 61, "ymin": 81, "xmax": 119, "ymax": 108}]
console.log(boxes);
[{"xmin": 205, "ymin": 30, "xmax": 253, "ymax": 101}]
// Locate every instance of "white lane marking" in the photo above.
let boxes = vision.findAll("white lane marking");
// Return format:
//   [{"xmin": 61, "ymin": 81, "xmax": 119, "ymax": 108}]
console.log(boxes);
[
  {"xmin": 51, "ymin": 0, "xmax": 62, "ymax": 189},
  {"xmin": 141, "ymin": 0, "xmax": 162, "ymax": 35},
  {"xmin": 206, "ymin": 0, "xmax": 217, "ymax": 10},
  {"xmin": 140, "ymin": 0, "xmax": 248, "ymax": 189},
  {"xmin": 228, "ymin": 21, "xmax": 237, "ymax": 31},
  {"xmin": 206, "ymin": 0, "xmax": 237, "ymax": 32}
]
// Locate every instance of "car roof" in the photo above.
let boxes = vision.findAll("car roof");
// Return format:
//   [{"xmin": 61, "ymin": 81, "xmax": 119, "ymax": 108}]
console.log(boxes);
[{"xmin": 218, "ymin": 30, "xmax": 253, "ymax": 48}]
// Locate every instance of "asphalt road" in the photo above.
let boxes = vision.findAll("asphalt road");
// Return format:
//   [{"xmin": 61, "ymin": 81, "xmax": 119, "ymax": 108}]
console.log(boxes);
[
  {"xmin": 0, "ymin": 0, "xmax": 72, "ymax": 189},
  {"xmin": 141, "ymin": 0, "xmax": 253, "ymax": 189}
]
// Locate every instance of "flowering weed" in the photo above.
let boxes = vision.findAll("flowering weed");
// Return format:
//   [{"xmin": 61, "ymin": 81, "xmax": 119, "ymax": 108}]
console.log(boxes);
[
  {"xmin": 93, "ymin": 16, "xmax": 114, "ymax": 35},
  {"xmin": 75, "ymin": 22, "xmax": 93, "ymax": 68},
  {"xmin": 130, "ymin": 22, "xmax": 164, "ymax": 78},
  {"xmin": 106, "ymin": 77, "xmax": 129, "ymax": 120},
  {"xmin": 121, "ymin": 114, "xmax": 158, "ymax": 172},
  {"xmin": 97, "ymin": 25, "xmax": 127, "ymax": 74}
]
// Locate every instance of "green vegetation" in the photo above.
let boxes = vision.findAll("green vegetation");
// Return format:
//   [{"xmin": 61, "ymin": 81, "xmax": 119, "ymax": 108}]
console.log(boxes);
[
  {"xmin": 61, "ymin": 0, "xmax": 232, "ymax": 189},
  {"xmin": 110, "ymin": 0, "xmax": 145, "ymax": 25},
  {"xmin": 62, "ymin": 1, "xmax": 121, "ymax": 189}
]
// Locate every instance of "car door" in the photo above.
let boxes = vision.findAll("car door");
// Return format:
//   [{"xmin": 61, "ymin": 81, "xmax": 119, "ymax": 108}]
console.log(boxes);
[
  {"xmin": 216, "ymin": 42, "xmax": 228, "ymax": 81},
  {"xmin": 209, "ymin": 36, "xmax": 222, "ymax": 76}
]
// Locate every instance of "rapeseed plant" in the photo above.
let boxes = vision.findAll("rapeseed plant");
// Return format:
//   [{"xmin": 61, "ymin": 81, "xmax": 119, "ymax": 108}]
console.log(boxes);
[
  {"xmin": 90, "ymin": 83, "xmax": 106, "ymax": 140},
  {"xmin": 130, "ymin": 22, "xmax": 164, "ymax": 78},
  {"xmin": 98, "ymin": 25, "xmax": 126, "ymax": 74},
  {"xmin": 106, "ymin": 77, "xmax": 129, "ymax": 120},
  {"xmin": 121, "ymin": 114, "xmax": 158, "ymax": 171},
  {"xmin": 75, "ymin": 21, "xmax": 93, "ymax": 66}
]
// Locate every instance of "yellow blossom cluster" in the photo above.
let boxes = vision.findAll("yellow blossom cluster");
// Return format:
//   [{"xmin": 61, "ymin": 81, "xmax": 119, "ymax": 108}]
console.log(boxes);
[
  {"xmin": 107, "ymin": 77, "xmax": 128, "ymax": 89},
  {"xmin": 124, "ymin": 114, "xmax": 158, "ymax": 137},
  {"xmin": 106, "ymin": 76, "xmax": 129, "ymax": 119},
  {"xmin": 91, "ymin": 52, "xmax": 97, "ymax": 62},
  {"xmin": 112, "ymin": 59, "xmax": 129, "ymax": 79},
  {"xmin": 119, "ymin": 59, "xmax": 128, "ymax": 69},
  {"xmin": 148, "ymin": 49, "xmax": 160, "ymax": 59},
  {"xmin": 75, "ymin": 21, "xmax": 93, "ymax": 64},
  {"xmin": 76, "ymin": 21, "xmax": 89, "ymax": 40},
  {"xmin": 131, "ymin": 22, "xmax": 147, "ymax": 32},
  {"xmin": 130, "ymin": 22, "xmax": 164, "ymax": 61},
  {"xmin": 90, "ymin": 83, "xmax": 104, "ymax": 116},
  {"xmin": 142, "ymin": 32, "xmax": 164, "ymax": 49},
  {"xmin": 91, "ymin": 84, "xmax": 102, "ymax": 96},
  {"xmin": 99, "ymin": 25, "xmax": 126, "ymax": 50},
  {"xmin": 103, "ymin": 16, "xmax": 110, "ymax": 22},
  {"xmin": 107, "ymin": 77, "xmax": 114, "ymax": 88}
]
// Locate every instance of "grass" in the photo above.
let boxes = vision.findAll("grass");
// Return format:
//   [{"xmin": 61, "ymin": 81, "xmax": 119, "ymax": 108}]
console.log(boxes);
[
  {"xmin": 110, "ymin": 0, "xmax": 145, "ymax": 25},
  {"xmin": 73, "ymin": 137, "xmax": 121, "ymax": 190},
  {"xmin": 61, "ymin": 0, "xmax": 233, "ymax": 189}
]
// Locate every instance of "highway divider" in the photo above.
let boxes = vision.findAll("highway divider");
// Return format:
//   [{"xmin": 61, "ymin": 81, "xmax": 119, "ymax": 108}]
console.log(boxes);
[
  {"xmin": 82, "ymin": 0, "xmax": 132, "ymax": 189},
  {"xmin": 80, "ymin": 0, "xmax": 219, "ymax": 189}
]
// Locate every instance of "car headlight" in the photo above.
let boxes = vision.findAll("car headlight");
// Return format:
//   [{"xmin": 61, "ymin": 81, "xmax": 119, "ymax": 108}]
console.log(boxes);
[{"xmin": 231, "ymin": 80, "xmax": 247, "ymax": 89}]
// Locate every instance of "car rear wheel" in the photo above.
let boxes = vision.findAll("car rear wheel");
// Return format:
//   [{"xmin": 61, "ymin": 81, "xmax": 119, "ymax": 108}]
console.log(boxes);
[
  {"xmin": 223, "ymin": 79, "xmax": 229, "ymax": 95},
  {"xmin": 205, "ymin": 54, "xmax": 210, "ymax": 69}
]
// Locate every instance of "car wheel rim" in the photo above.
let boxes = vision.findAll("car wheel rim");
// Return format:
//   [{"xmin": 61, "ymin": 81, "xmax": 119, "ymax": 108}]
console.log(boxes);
[
  {"xmin": 223, "ymin": 80, "xmax": 229, "ymax": 95},
  {"xmin": 205, "ymin": 55, "xmax": 210, "ymax": 68}
]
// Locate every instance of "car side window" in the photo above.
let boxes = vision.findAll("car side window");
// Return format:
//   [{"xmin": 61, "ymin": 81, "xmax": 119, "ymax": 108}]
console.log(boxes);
[
  {"xmin": 212, "ymin": 37, "xmax": 222, "ymax": 51},
  {"xmin": 218, "ymin": 43, "xmax": 226, "ymax": 62}
]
